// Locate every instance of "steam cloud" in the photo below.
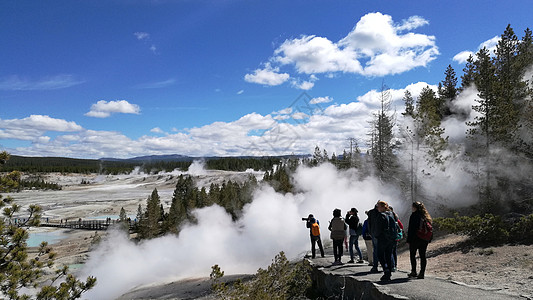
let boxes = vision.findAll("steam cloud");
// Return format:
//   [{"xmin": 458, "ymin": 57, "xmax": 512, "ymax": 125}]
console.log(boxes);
[{"xmin": 80, "ymin": 163, "xmax": 402, "ymax": 299}]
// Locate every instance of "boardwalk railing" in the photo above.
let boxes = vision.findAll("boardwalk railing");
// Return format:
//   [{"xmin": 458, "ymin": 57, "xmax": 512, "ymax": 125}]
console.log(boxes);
[{"xmin": 39, "ymin": 219, "xmax": 135, "ymax": 231}]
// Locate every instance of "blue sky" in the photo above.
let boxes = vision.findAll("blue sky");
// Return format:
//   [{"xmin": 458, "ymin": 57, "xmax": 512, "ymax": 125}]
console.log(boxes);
[{"xmin": 1, "ymin": 0, "xmax": 532, "ymax": 159}]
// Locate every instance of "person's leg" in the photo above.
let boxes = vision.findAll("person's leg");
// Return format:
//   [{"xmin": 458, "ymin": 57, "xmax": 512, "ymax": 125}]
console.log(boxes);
[
  {"xmin": 365, "ymin": 239, "xmax": 374, "ymax": 265},
  {"xmin": 408, "ymin": 242, "xmax": 418, "ymax": 277},
  {"xmin": 418, "ymin": 241, "xmax": 429, "ymax": 278},
  {"xmin": 392, "ymin": 241, "xmax": 397, "ymax": 270},
  {"xmin": 348, "ymin": 235, "xmax": 355, "ymax": 261},
  {"xmin": 310, "ymin": 236, "xmax": 316, "ymax": 258},
  {"xmin": 317, "ymin": 237, "xmax": 325, "ymax": 257},
  {"xmin": 338, "ymin": 238, "xmax": 344, "ymax": 261},
  {"xmin": 371, "ymin": 237, "xmax": 379, "ymax": 270},
  {"xmin": 333, "ymin": 239, "xmax": 342, "ymax": 262},
  {"xmin": 354, "ymin": 235, "xmax": 363, "ymax": 261},
  {"xmin": 381, "ymin": 241, "xmax": 393, "ymax": 281}
]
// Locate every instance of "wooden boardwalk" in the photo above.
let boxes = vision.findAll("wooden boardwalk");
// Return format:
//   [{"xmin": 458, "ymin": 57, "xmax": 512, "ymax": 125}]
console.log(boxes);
[{"xmin": 40, "ymin": 219, "xmax": 135, "ymax": 231}]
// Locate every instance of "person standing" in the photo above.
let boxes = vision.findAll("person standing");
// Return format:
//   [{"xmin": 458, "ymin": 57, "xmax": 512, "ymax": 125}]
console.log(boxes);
[
  {"xmin": 305, "ymin": 214, "xmax": 325, "ymax": 259},
  {"xmin": 407, "ymin": 201, "xmax": 433, "ymax": 279},
  {"xmin": 345, "ymin": 208, "xmax": 363, "ymax": 263},
  {"xmin": 362, "ymin": 211, "xmax": 373, "ymax": 266},
  {"xmin": 375, "ymin": 200, "xmax": 396, "ymax": 281},
  {"xmin": 328, "ymin": 208, "xmax": 347, "ymax": 265},
  {"xmin": 389, "ymin": 206, "xmax": 404, "ymax": 272},
  {"xmin": 367, "ymin": 203, "xmax": 380, "ymax": 273}
]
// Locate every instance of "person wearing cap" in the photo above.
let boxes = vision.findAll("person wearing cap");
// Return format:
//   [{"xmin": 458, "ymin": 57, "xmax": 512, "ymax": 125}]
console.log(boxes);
[
  {"xmin": 345, "ymin": 207, "xmax": 364, "ymax": 263},
  {"xmin": 305, "ymin": 214, "xmax": 325, "ymax": 258}
]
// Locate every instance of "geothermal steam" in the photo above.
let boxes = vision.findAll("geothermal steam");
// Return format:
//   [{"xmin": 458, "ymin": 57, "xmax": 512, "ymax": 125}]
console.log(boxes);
[{"xmin": 80, "ymin": 163, "xmax": 403, "ymax": 299}]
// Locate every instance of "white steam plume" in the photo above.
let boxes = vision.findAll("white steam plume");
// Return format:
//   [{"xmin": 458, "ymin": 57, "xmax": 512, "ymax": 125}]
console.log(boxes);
[{"xmin": 80, "ymin": 163, "xmax": 403, "ymax": 299}]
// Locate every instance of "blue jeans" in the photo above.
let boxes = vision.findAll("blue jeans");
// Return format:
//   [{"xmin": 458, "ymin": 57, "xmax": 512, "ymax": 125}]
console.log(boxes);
[{"xmin": 349, "ymin": 234, "xmax": 363, "ymax": 260}]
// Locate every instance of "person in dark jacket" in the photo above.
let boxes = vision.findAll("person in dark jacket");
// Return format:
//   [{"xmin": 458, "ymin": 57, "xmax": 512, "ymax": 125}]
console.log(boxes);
[
  {"xmin": 328, "ymin": 208, "xmax": 347, "ymax": 265},
  {"xmin": 345, "ymin": 207, "xmax": 363, "ymax": 263},
  {"xmin": 375, "ymin": 200, "xmax": 395, "ymax": 281},
  {"xmin": 367, "ymin": 203, "xmax": 380, "ymax": 272},
  {"xmin": 407, "ymin": 201, "xmax": 432, "ymax": 279},
  {"xmin": 305, "ymin": 214, "xmax": 325, "ymax": 259}
]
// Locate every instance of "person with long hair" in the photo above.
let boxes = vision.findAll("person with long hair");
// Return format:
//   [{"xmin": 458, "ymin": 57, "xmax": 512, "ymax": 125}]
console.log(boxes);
[{"xmin": 407, "ymin": 201, "xmax": 432, "ymax": 279}]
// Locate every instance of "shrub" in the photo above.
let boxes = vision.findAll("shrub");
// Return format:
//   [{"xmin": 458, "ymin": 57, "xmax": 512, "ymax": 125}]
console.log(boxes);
[{"xmin": 211, "ymin": 251, "xmax": 312, "ymax": 299}]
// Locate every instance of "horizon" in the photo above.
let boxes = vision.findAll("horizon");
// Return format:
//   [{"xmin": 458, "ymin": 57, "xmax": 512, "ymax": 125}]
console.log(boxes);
[{"xmin": 1, "ymin": 1, "xmax": 532, "ymax": 159}]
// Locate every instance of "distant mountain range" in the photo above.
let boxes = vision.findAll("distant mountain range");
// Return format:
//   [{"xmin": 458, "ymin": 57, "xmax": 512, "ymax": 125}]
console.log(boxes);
[{"xmin": 99, "ymin": 153, "xmax": 310, "ymax": 162}]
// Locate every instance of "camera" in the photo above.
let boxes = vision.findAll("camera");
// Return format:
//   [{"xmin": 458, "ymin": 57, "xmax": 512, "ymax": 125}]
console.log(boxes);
[{"xmin": 302, "ymin": 217, "xmax": 308, "ymax": 221}]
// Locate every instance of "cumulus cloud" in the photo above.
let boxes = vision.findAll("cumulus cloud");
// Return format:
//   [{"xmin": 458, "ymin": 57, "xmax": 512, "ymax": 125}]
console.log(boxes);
[
  {"xmin": 150, "ymin": 127, "xmax": 164, "ymax": 134},
  {"xmin": 244, "ymin": 63, "xmax": 290, "ymax": 86},
  {"xmin": 245, "ymin": 12, "xmax": 438, "ymax": 86},
  {"xmin": 85, "ymin": 100, "xmax": 141, "ymax": 118},
  {"xmin": 0, "ymin": 74, "xmax": 84, "ymax": 91},
  {"xmin": 453, "ymin": 36, "xmax": 500, "ymax": 63},
  {"xmin": 0, "ymin": 115, "xmax": 83, "ymax": 141},
  {"xmin": 453, "ymin": 51, "xmax": 474, "ymax": 64},
  {"xmin": 5, "ymin": 81, "xmax": 441, "ymax": 159}
]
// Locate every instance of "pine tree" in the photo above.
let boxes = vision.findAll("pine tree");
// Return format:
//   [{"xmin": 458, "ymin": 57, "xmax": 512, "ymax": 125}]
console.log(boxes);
[
  {"xmin": 402, "ymin": 89, "xmax": 415, "ymax": 117},
  {"xmin": 369, "ymin": 83, "xmax": 396, "ymax": 179},
  {"xmin": 139, "ymin": 188, "xmax": 162, "ymax": 239},
  {"xmin": 461, "ymin": 54, "xmax": 476, "ymax": 90},
  {"xmin": 438, "ymin": 65, "xmax": 458, "ymax": 118},
  {"xmin": 0, "ymin": 151, "xmax": 96, "ymax": 298},
  {"xmin": 416, "ymin": 86, "xmax": 448, "ymax": 166}
]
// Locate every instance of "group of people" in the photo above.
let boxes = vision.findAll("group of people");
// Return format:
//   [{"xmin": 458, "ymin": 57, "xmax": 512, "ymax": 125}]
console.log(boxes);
[{"xmin": 305, "ymin": 200, "xmax": 432, "ymax": 282}]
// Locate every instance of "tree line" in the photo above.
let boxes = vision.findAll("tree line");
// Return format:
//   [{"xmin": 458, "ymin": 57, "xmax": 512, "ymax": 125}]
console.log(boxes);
[
  {"xmin": 134, "ymin": 174, "xmax": 258, "ymax": 239},
  {"xmin": 2, "ymin": 155, "xmax": 282, "ymax": 174}
]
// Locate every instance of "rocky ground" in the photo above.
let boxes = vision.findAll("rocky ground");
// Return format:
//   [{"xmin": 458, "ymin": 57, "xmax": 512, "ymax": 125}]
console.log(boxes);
[{"xmin": 396, "ymin": 234, "xmax": 533, "ymax": 298}]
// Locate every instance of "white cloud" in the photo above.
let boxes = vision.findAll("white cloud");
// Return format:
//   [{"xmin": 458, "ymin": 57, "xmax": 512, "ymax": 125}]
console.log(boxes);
[
  {"xmin": 85, "ymin": 100, "xmax": 141, "ymax": 118},
  {"xmin": 261, "ymin": 12, "xmax": 438, "ymax": 79},
  {"xmin": 309, "ymin": 96, "xmax": 333, "ymax": 104},
  {"xmin": 274, "ymin": 35, "xmax": 362, "ymax": 74},
  {"xmin": 453, "ymin": 51, "xmax": 474, "ymax": 64},
  {"xmin": 134, "ymin": 32, "xmax": 150, "ymax": 40},
  {"xmin": 453, "ymin": 36, "xmax": 500, "ymax": 64},
  {"xmin": 0, "ymin": 115, "xmax": 83, "ymax": 142},
  {"xmin": 244, "ymin": 63, "xmax": 290, "ymax": 86},
  {"xmin": 237, "ymin": 90, "xmax": 244, "ymax": 95},
  {"xmin": 291, "ymin": 79, "xmax": 315, "ymax": 90},
  {"xmin": 5, "ymin": 82, "xmax": 443, "ymax": 159},
  {"xmin": 0, "ymin": 74, "xmax": 84, "ymax": 91}
]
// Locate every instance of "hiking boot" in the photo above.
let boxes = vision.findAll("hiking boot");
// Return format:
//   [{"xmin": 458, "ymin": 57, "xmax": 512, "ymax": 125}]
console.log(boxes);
[
  {"xmin": 347, "ymin": 259, "xmax": 354, "ymax": 263},
  {"xmin": 368, "ymin": 262, "xmax": 373, "ymax": 266},
  {"xmin": 407, "ymin": 272, "xmax": 417, "ymax": 278},
  {"xmin": 417, "ymin": 273, "xmax": 425, "ymax": 279},
  {"xmin": 357, "ymin": 259, "xmax": 364, "ymax": 263},
  {"xmin": 370, "ymin": 267, "xmax": 379, "ymax": 273},
  {"xmin": 380, "ymin": 274, "xmax": 391, "ymax": 281}
]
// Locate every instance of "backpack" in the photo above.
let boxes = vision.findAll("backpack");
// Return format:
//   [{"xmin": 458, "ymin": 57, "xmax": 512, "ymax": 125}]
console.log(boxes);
[
  {"xmin": 383, "ymin": 212, "xmax": 399, "ymax": 242},
  {"xmin": 330, "ymin": 218, "xmax": 346, "ymax": 240},
  {"xmin": 311, "ymin": 222, "xmax": 320, "ymax": 237},
  {"xmin": 356, "ymin": 222, "xmax": 363, "ymax": 236},
  {"xmin": 417, "ymin": 218, "xmax": 433, "ymax": 241}
]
